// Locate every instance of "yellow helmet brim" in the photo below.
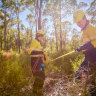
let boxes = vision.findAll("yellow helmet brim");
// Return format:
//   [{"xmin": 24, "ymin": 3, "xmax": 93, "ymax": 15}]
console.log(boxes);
[{"xmin": 73, "ymin": 10, "xmax": 85, "ymax": 23}]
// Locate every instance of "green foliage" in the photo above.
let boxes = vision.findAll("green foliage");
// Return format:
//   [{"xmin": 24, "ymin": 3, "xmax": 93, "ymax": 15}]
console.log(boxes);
[
  {"xmin": 49, "ymin": 50, "xmax": 84, "ymax": 75},
  {"xmin": 0, "ymin": 51, "xmax": 33, "ymax": 95},
  {"xmin": 70, "ymin": 55, "xmax": 84, "ymax": 72},
  {"xmin": 0, "ymin": 0, "xmax": 94, "ymax": 95}
]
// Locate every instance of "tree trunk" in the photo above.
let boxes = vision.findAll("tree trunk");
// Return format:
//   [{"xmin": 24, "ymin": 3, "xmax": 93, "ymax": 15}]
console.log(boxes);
[
  {"xmin": 18, "ymin": 21, "xmax": 20, "ymax": 53},
  {"xmin": 4, "ymin": 9, "xmax": 7, "ymax": 51},
  {"xmin": 38, "ymin": 0, "xmax": 42, "ymax": 30},
  {"xmin": 17, "ymin": 10, "xmax": 20, "ymax": 53},
  {"xmin": 50, "ymin": 39, "xmax": 53, "ymax": 52},
  {"xmin": 30, "ymin": 28, "xmax": 33, "ymax": 41},
  {"xmin": 54, "ymin": 25, "xmax": 58, "ymax": 51},
  {"xmin": 59, "ymin": 0, "xmax": 63, "ymax": 50},
  {"xmin": 0, "ymin": 37, "xmax": 2, "ymax": 50},
  {"xmin": 6, "ymin": 37, "xmax": 8, "ymax": 51},
  {"xmin": 36, "ymin": 0, "xmax": 38, "ymax": 32}
]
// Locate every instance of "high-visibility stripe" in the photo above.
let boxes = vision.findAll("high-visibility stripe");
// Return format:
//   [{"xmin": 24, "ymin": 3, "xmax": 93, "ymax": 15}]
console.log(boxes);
[
  {"xmin": 32, "ymin": 49, "xmax": 43, "ymax": 51},
  {"xmin": 30, "ymin": 54, "xmax": 44, "ymax": 57}
]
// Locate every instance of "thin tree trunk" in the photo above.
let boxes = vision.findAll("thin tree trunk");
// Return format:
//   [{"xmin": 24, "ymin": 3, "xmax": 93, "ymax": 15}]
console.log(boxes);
[
  {"xmin": 4, "ymin": 9, "xmax": 7, "ymax": 51},
  {"xmin": 50, "ymin": 39, "xmax": 53, "ymax": 52},
  {"xmin": 38, "ymin": 0, "xmax": 42, "ymax": 30},
  {"xmin": 17, "ymin": 10, "xmax": 20, "ymax": 53},
  {"xmin": 35, "ymin": 0, "xmax": 38, "ymax": 32},
  {"xmin": 53, "ymin": 12, "xmax": 58, "ymax": 51},
  {"xmin": 59, "ymin": 0, "xmax": 63, "ymax": 50},
  {"xmin": 30, "ymin": 27, "xmax": 33, "ymax": 41},
  {"xmin": 6, "ymin": 37, "xmax": 8, "ymax": 51},
  {"xmin": 18, "ymin": 21, "xmax": 20, "ymax": 53},
  {"xmin": 10, "ymin": 36, "xmax": 12, "ymax": 50},
  {"xmin": 54, "ymin": 26, "xmax": 58, "ymax": 51},
  {"xmin": 0, "ymin": 37, "xmax": 2, "ymax": 50}
]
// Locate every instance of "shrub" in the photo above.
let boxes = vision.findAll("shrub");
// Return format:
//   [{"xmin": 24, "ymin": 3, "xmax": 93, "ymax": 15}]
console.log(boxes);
[
  {"xmin": 49, "ymin": 50, "xmax": 84, "ymax": 75},
  {"xmin": 0, "ymin": 51, "xmax": 33, "ymax": 95}
]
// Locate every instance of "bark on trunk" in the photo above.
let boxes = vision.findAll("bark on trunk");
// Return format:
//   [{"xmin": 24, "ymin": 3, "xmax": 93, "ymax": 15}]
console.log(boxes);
[
  {"xmin": 38, "ymin": 0, "xmax": 42, "ymax": 30},
  {"xmin": 4, "ymin": 10, "xmax": 7, "ymax": 50},
  {"xmin": 59, "ymin": 0, "xmax": 63, "ymax": 50}
]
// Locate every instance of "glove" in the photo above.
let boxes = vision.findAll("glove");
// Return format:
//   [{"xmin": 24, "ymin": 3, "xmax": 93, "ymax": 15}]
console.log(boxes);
[{"xmin": 76, "ymin": 46, "xmax": 83, "ymax": 52}]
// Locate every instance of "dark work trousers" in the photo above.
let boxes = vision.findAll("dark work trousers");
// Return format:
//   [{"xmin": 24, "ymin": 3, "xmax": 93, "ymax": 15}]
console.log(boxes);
[
  {"xmin": 75, "ymin": 48, "xmax": 96, "ymax": 96},
  {"xmin": 75, "ymin": 48, "xmax": 96, "ymax": 78},
  {"xmin": 31, "ymin": 57, "xmax": 45, "ymax": 96},
  {"xmin": 87, "ymin": 62, "xmax": 96, "ymax": 96},
  {"xmin": 80, "ymin": 48, "xmax": 96, "ymax": 67},
  {"xmin": 80, "ymin": 57, "xmax": 88, "ymax": 67}
]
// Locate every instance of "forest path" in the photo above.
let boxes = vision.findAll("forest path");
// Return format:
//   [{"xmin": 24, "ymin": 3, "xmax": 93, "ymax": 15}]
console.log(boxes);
[{"xmin": 43, "ymin": 72, "xmax": 82, "ymax": 96}]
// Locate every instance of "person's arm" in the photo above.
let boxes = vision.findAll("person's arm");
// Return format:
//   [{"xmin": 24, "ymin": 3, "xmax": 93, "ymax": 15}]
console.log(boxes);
[
  {"xmin": 76, "ymin": 42, "xmax": 94, "ymax": 52},
  {"xmin": 81, "ymin": 31, "xmax": 90, "ymax": 44},
  {"xmin": 88, "ymin": 25, "xmax": 96, "ymax": 41}
]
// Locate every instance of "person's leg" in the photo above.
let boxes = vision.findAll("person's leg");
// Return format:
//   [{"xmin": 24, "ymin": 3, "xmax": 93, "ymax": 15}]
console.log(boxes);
[
  {"xmin": 80, "ymin": 57, "xmax": 88, "ymax": 67},
  {"xmin": 75, "ymin": 57, "xmax": 88, "ymax": 80},
  {"xmin": 32, "ymin": 71, "xmax": 45, "ymax": 96},
  {"xmin": 32, "ymin": 56, "xmax": 45, "ymax": 96},
  {"xmin": 88, "ymin": 62, "xmax": 96, "ymax": 96},
  {"xmin": 36, "ymin": 71, "xmax": 45, "ymax": 96},
  {"xmin": 32, "ymin": 76, "xmax": 39, "ymax": 95}
]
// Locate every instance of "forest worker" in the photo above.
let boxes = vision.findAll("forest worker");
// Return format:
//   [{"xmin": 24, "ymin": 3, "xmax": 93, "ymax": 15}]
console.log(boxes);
[
  {"xmin": 27, "ymin": 30, "xmax": 48, "ymax": 96},
  {"xmin": 73, "ymin": 10, "xmax": 96, "ymax": 95}
]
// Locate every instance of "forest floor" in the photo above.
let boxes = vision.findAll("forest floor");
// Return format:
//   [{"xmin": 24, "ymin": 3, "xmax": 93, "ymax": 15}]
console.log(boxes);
[
  {"xmin": 21, "ymin": 71, "xmax": 90, "ymax": 96},
  {"xmin": 0, "ymin": 52, "xmax": 94, "ymax": 96},
  {"xmin": 43, "ymin": 72, "xmax": 82, "ymax": 96}
]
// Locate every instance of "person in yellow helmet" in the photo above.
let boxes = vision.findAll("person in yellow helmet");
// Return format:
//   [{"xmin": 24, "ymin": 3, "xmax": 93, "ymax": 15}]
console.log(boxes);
[
  {"xmin": 27, "ymin": 30, "xmax": 48, "ymax": 96},
  {"xmin": 73, "ymin": 10, "xmax": 96, "ymax": 95}
]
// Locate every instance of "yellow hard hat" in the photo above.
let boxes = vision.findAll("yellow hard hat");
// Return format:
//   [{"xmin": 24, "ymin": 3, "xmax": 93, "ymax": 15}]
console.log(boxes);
[
  {"xmin": 73, "ymin": 10, "xmax": 85, "ymax": 23},
  {"xmin": 36, "ymin": 30, "xmax": 45, "ymax": 35}
]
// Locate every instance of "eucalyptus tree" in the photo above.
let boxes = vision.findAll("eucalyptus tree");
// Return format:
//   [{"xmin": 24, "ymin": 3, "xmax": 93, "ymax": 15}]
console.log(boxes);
[
  {"xmin": 61, "ymin": 21, "xmax": 72, "ymax": 47},
  {"xmin": 26, "ymin": 14, "xmax": 34, "ymax": 41},
  {"xmin": 43, "ymin": 0, "xmax": 60, "ymax": 51},
  {"xmin": 41, "ymin": 18, "xmax": 49, "ymax": 49},
  {"xmin": 26, "ymin": 0, "xmax": 48, "ymax": 49},
  {"xmin": 28, "ymin": 0, "xmax": 43, "ymax": 32},
  {"xmin": 71, "ymin": 28, "xmax": 81, "ymax": 50},
  {"xmin": 0, "ymin": 10, "xmax": 4, "ymax": 50},
  {"xmin": 11, "ymin": 0, "xmax": 26, "ymax": 53},
  {"xmin": 77, "ymin": 2, "xmax": 88, "ymax": 10},
  {"xmin": 87, "ymin": 0, "xmax": 96, "ymax": 25},
  {"xmin": 28, "ymin": 0, "xmax": 38, "ymax": 32},
  {"xmin": 59, "ymin": 0, "xmax": 63, "ymax": 50},
  {"xmin": 43, "ymin": 0, "xmax": 77, "ymax": 51},
  {"xmin": 38, "ymin": 0, "xmax": 42, "ymax": 30},
  {"xmin": 7, "ymin": 28, "xmax": 17, "ymax": 50},
  {"xmin": 0, "ymin": 30, "xmax": 3, "ymax": 50},
  {"xmin": 0, "ymin": 0, "xmax": 12, "ymax": 50},
  {"xmin": 0, "ymin": 0, "xmax": 27, "ymax": 52}
]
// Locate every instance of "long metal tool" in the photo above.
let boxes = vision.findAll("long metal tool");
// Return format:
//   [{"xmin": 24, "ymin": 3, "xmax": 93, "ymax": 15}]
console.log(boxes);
[{"xmin": 50, "ymin": 50, "xmax": 75, "ymax": 62}]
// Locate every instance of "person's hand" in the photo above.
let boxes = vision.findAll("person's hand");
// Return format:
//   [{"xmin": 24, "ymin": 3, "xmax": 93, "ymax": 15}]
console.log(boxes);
[{"xmin": 76, "ymin": 46, "xmax": 83, "ymax": 52}]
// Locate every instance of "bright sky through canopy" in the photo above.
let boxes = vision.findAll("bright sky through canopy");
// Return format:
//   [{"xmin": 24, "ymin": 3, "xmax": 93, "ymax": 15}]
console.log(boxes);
[{"xmin": 19, "ymin": 0, "xmax": 93, "ymax": 34}]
